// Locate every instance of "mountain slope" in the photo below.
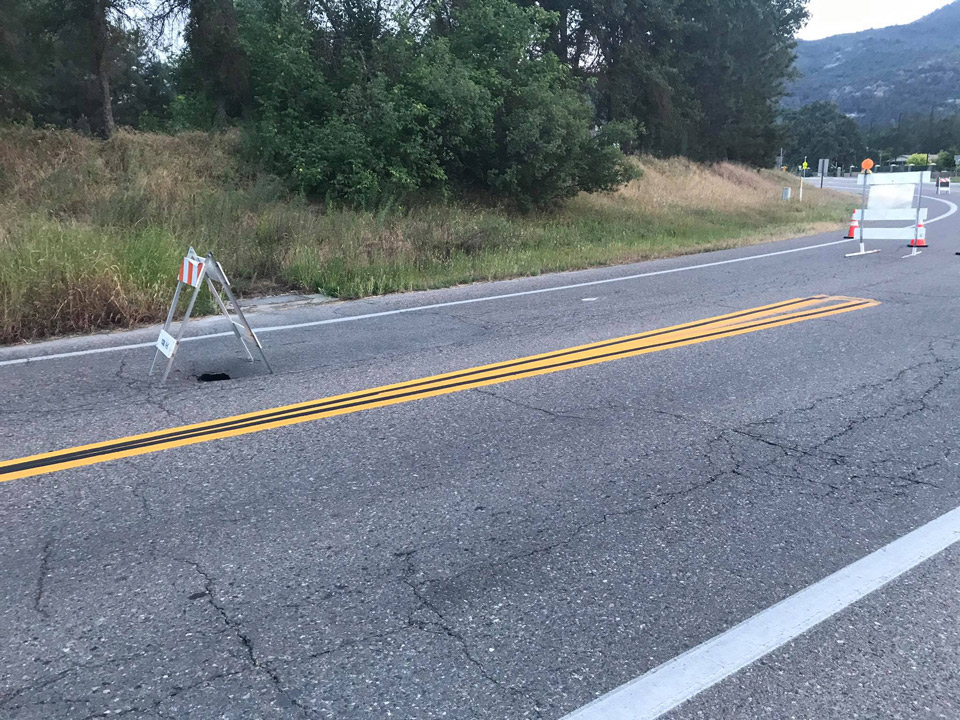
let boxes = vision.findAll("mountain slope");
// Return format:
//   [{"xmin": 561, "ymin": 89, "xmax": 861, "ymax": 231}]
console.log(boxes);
[{"xmin": 786, "ymin": 1, "xmax": 960, "ymax": 125}]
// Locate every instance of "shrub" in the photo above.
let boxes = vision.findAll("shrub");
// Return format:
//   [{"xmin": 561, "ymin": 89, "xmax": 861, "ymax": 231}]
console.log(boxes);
[{"xmin": 243, "ymin": 0, "xmax": 633, "ymax": 207}]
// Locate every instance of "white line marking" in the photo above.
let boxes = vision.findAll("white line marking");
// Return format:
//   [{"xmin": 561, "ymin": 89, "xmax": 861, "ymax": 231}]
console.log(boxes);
[
  {"xmin": 0, "ymin": 341, "xmax": 158, "ymax": 367},
  {"xmin": 0, "ymin": 238, "xmax": 858, "ymax": 368},
  {"xmin": 0, "ymin": 335, "xmax": 241, "ymax": 367},
  {"xmin": 562, "ymin": 504, "xmax": 960, "ymax": 720},
  {"xmin": 925, "ymin": 195, "xmax": 958, "ymax": 224}
]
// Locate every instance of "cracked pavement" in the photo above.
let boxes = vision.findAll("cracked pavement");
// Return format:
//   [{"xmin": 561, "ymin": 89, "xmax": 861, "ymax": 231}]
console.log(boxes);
[{"xmin": 3, "ymin": 203, "xmax": 960, "ymax": 719}]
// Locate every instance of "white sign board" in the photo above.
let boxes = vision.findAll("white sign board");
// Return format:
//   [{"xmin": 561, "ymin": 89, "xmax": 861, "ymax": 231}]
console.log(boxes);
[
  {"xmin": 156, "ymin": 329, "xmax": 178, "ymax": 358},
  {"xmin": 868, "ymin": 184, "xmax": 915, "ymax": 209}
]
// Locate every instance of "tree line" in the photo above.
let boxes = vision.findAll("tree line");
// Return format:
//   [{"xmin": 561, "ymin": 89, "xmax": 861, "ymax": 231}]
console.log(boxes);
[
  {"xmin": 1, "ymin": 0, "xmax": 808, "ymax": 205},
  {"xmin": 778, "ymin": 101, "xmax": 960, "ymax": 173}
]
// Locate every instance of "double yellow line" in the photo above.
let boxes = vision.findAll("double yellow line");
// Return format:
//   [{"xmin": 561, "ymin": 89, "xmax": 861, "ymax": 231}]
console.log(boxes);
[{"xmin": 0, "ymin": 295, "xmax": 877, "ymax": 483}]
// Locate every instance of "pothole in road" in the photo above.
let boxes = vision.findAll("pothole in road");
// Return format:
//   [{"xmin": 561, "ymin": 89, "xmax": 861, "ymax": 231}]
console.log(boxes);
[{"xmin": 197, "ymin": 372, "xmax": 231, "ymax": 382}]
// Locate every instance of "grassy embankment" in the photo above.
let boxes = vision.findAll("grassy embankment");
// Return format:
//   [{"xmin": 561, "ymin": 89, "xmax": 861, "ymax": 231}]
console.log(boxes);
[{"xmin": 0, "ymin": 127, "xmax": 851, "ymax": 344}]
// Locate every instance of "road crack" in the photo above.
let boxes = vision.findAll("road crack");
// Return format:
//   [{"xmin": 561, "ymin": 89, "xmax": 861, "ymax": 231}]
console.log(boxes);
[
  {"xmin": 179, "ymin": 559, "xmax": 314, "ymax": 718},
  {"xmin": 397, "ymin": 550, "xmax": 544, "ymax": 718},
  {"xmin": 473, "ymin": 387, "xmax": 587, "ymax": 421},
  {"xmin": 33, "ymin": 539, "xmax": 54, "ymax": 619}
]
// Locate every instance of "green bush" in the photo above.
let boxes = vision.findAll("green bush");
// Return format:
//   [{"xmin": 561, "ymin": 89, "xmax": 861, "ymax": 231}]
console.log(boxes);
[{"xmin": 243, "ymin": 0, "xmax": 633, "ymax": 207}]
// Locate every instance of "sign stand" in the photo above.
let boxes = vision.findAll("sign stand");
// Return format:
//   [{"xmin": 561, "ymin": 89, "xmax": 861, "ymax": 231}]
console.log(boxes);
[
  {"xmin": 150, "ymin": 247, "xmax": 272, "ymax": 384},
  {"xmin": 903, "ymin": 174, "xmax": 925, "ymax": 259},
  {"xmin": 845, "ymin": 159, "xmax": 880, "ymax": 258}
]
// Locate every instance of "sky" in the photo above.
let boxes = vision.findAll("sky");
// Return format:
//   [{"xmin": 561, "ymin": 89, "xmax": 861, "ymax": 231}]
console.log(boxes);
[{"xmin": 799, "ymin": 0, "xmax": 955, "ymax": 40}]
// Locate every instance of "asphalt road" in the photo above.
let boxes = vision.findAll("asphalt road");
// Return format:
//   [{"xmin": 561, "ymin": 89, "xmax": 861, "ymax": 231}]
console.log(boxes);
[{"xmin": 2, "ymin": 187, "xmax": 960, "ymax": 720}]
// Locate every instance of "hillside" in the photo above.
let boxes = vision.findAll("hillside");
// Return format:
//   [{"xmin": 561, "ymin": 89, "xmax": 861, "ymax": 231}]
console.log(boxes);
[
  {"xmin": 0, "ymin": 128, "xmax": 848, "ymax": 343},
  {"xmin": 787, "ymin": 1, "xmax": 960, "ymax": 125}
]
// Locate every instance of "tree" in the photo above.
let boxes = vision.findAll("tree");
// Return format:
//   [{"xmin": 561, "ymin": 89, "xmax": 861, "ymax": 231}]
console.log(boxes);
[
  {"xmin": 245, "ymin": 0, "xmax": 634, "ymax": 206},
  {"xmin": 150, "ymin": 0, "xmax": 252, "ymax": 124},
  {"xmin": 184, "ymin": 0, "xmax": 251, "ymax": 122},
  {"xmin": 89, "ymin": 0, "xmax": 118, "ymax": 136},
  {"xmin": 9, "ymin": 0, "xmax": 147, "ymax": 137},
  {"xmin": 906, "ymin": 153, "xmax": 929, "ymax": 167},
  {"xmin": 516, "ymin": 0, "xmax": 807, "ymax": 162},
  {"xmin": 935, "ymin": 150, "xmax": 956, "ymax": 170},
  {"xmin": 2, "ymin": 0, "xmax": 818, "ymax": 188},
  {"xmin": 865, "ymin": 112, "xmax": 960, "ymax": 159},
  {"xmin": 780, "ymin": 101, "xmax": 865, "ymax": 169},
  {"xmin": 513, "ymin": 0, "xmax": 691, "ymax": 153},
  {"xmin": 0, "ymin": 0, "xmax": 44, "ymax": 121},
  {"xmin": 47, "ymin": 0, "xmax": 135, "ymax": 136},
  {"xmin": 683, "ymin": 0, "xmax": 808, "ymax": 164}
]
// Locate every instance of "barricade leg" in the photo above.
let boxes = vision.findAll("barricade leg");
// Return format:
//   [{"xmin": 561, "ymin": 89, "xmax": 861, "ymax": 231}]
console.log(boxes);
[
  {"xmin": 160, "ymin": 280, "xmax": 204, "ymax": 384},
  {"xmin": 150, "ymin": 282, "xmax": 184, "ymax": 375},
  {"xmin": 205, "ymin": 277, "xmax": 255, "ymax": 362},
  {"xmin": 220, "ymin": 281, "xmax": 273, "ymax": 374}
]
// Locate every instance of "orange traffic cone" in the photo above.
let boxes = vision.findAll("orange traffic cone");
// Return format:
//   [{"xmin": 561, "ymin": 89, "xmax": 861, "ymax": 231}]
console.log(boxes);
[
  {"xmin": 845, "ymin": 215, "xmax": 860, "ymax": 239},
  {"xmin": 908, "ymin": 218, "xmax": 927, "ymax": 248}
]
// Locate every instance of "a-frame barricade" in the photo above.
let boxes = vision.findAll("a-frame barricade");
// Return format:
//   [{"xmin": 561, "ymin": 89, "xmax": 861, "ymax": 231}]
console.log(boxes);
[{"xmin": 150, "ymin": 247, "xmax": 272, "ymax": 383}]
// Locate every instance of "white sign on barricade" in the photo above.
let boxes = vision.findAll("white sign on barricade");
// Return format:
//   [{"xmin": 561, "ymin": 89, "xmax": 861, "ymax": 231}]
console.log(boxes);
[
  {"xmin": 846, "ymin": 169, "xmax": 928, "ymax": 259},
  {"xmin": 868, "ymin": 183, "xmax": 915, "ymax": 209},
  {"xmin": 149, "ymin": 247, "xmax": 273, "ymax": 383}
]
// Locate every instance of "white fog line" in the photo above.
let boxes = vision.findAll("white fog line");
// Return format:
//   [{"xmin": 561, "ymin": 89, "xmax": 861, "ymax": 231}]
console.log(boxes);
[
  {"xmin": 0, "ymin": 333, "xmax": 236, "ymax": 368},
  {"xmin": 0, "ymin": 238, "xmax": 859, "ymax": 368},
  {"xmin": 251, "ymin": 239, "xmax": 860, "ymax": 334},
  {"xmin": 925, "ymin": 195, "xmax": 958, "ymax": 224},
  {"xmin": 562, "ymin": 505, "xmax": 960, "ymax": 720},
  {"xmin": 0, "ymin": 341, "xmax": 158, "ymax": 367}
]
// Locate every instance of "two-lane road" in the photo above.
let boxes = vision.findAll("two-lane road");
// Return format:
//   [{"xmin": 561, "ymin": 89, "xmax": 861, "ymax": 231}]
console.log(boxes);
[{"xmin": 2, "ymin": 193, "xmax": 960, "ymax": 719}]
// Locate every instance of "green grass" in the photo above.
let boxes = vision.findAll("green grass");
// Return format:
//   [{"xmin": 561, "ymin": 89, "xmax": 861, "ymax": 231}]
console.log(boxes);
[{"xmin": 0, "ymin": 127, "xmax": 852, "ymax": 344}]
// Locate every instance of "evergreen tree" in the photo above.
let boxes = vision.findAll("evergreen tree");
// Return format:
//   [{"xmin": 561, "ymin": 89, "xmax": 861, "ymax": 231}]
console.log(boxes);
[
  {"xmin": 680, "ymin": 0, "xmax": 807, "ymax": 164},
  {"xmin": 151, "ymin": 0, "xmax": 252, "ymax": 123},
  {"xmin": 780, "ymin": 101, "xmax": 865, "ymax": 169},
  {"xmin": 0, "ymin": 0, "xmax": 44, "ymax": 121}
]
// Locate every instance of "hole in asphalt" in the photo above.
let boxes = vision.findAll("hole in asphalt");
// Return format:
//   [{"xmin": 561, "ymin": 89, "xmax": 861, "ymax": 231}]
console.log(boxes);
[{"xmin": 197, "ymin": 372, "xmax": 231, "ymax": 382}]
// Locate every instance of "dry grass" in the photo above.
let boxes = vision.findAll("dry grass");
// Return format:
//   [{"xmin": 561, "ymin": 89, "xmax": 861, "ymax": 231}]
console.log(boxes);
[
  {"xmin": 0, "ymin": 126, "xmax": 852, "ymax": 344},
  {"xmin": 580, "ymin": 156, "xmax": 837, "ymax": 216}
]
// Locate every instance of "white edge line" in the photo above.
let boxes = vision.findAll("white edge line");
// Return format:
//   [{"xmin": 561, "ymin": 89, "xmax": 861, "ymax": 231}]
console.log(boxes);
[
  {"xmin": 562, "ymin": 504, "xmax": 960, "ymax": 720},
  {"xmin": 0, "ymin": 237, "xmax": 856, "ymax": 368},
  {"xmin": 253, "ymin": 239, "xmax": 857, "ymax": 334},
  {"xmin": 925, "ymin": 195, "xmax": 958, "ymax": 224}
]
